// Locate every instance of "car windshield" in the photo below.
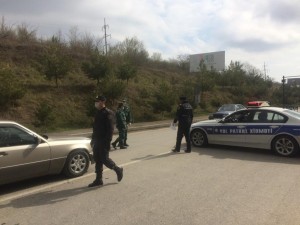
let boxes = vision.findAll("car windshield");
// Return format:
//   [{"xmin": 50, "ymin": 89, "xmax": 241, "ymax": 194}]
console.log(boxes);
[
  {"xmin": 284, "ymin": 109, "xmax": 300, "ymax": 119},
  {"xmin": 219, "ymin": 105, "xmax": 235, "ymax": 111}
]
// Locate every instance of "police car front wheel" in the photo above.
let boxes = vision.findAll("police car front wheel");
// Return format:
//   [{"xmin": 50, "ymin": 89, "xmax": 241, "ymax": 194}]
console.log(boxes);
[
  {"xmin": 191, "ymin": 129, "xmax": 208, "ymax": 147},
  {"xmin": 272, "ymin": 135, "xmax": 299, "ymax": 157}
]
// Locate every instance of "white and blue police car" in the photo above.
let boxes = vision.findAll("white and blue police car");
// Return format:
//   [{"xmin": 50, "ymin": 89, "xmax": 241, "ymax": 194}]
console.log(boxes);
[{"xmin": 190, "ymin": 105, "xmax": 300, "ymax": 157}]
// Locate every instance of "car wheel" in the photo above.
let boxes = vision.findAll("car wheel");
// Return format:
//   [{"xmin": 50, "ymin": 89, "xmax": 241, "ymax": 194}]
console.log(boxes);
[
  {"xmin": 191, "ymin": 129, "xmax": 208, "ymax": 147},
  {"xmin": 271, "ymin": 135, "xmax": 299, "ymax": 157},
  {"xmin": 63, "ymin": 150, "xmax": 90, "ymax": 178}
]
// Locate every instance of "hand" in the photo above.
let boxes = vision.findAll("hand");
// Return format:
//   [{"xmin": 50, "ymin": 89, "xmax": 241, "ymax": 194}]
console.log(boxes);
[
  {"xmin": 170, "ymin": 122, "xmax": 176, "ymax": 130},
  {"xmin": 90, "ymin": 139, "xmax": 94, "ymax": 148}
]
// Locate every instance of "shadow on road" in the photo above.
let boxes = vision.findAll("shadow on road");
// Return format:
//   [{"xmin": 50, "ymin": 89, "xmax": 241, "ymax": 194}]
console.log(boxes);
[
  {"xmin": 132, "ymin": 143, "xmax": 300, "ymax": 166},
  {"xmin": 194, "ymin": 144, "xmax": 300, "ymax": 165},
  {"xmin": 0, "ymin": 183, "xmax": 117, "ymax": 209}
]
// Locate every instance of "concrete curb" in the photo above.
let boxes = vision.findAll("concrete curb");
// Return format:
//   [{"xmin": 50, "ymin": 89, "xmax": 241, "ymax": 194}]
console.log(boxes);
[{"xmin": 47, "ymin": 116, "xmax": 208, "ymax": 137}]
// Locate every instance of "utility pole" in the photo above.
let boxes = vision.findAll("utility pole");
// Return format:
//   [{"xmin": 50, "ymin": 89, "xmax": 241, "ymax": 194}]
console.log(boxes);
[
  {"xmin": 282, "ymin": 76, "xmax": 285, "ymax": 108},
  {"xmin": 102, "ymin": 18, "xmax": 111, "ymax": 55},
  {"xmin": 263, "ymin": 62, "xmax": 267, "ymax": 80}
]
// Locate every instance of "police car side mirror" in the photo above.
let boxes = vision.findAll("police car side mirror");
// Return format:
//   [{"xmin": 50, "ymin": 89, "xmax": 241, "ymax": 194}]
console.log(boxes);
[{"xmin": 219, "ymin": 118, "xmax": 226, "ymax": 123}]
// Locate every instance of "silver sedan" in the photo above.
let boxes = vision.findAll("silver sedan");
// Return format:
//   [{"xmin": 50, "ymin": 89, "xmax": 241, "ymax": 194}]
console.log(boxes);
[{"xmin": 0, "ymin": 121, "xmax": 93, "ymax": 185}]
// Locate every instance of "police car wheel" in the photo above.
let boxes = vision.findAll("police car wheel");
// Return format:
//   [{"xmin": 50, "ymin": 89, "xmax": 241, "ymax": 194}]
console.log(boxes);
[
  {"xmin": 63, "ymin": 150, "xmax": 90, "ymax": 177},
  {"xmin": 191, "ymin": 129, "xmax": 208, "ymax": 147},
  {"xmin": 272, "ymin": 135, "xmax": 299, "ymax": 157}
]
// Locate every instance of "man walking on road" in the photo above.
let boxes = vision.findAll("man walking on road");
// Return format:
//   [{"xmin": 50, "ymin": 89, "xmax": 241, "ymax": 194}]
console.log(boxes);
[
  {"xmin": 122, "ymin": 99, "xmax": 132, "ymax": 147},
  {"xmin": 112, "ymin": 102, "xmax": 127, "ymax": 149},
  {"xmin": 88, "ymin": 95, "xmax": 123, "ymax": 187},
  {"xmin": 172, "ymin": 96, "xmax": 193, "ymax": 153}
]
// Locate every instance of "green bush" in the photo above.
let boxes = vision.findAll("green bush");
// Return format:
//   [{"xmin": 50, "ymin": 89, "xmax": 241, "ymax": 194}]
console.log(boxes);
[
  {"xmin": 0, "ymin": 67, "xmax": 25, "ymax": 110},
  {"xmin": 33, "ymin": 102, "xmax": 55, "ymax": 128}
]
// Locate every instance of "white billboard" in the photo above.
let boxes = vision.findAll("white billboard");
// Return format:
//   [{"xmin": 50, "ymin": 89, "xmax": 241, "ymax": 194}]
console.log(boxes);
[{"xmin": 190, "ymin": 51, "xmax": 225, "ymax": 72}]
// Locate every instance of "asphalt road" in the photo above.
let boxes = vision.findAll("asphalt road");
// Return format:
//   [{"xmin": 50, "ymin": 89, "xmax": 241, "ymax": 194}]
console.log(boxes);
[{"xmin": 1, "ymin": 120, "xmax": 300, "ymax": 225}]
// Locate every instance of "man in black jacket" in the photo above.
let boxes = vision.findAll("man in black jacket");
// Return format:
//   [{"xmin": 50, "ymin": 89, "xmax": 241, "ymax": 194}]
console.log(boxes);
[
  {"xmin": 88, "ymin": 95, "xmax": 123, "ymax": 187},
  {"xmin": 172, "ymin": 96, "xmax": 193, "ymax": 153}
]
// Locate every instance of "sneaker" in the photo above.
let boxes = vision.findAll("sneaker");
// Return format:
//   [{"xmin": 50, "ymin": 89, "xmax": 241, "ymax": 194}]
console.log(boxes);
[
  {"xmin": 172, "ymin": 149, "xmax": 180, "ymax": 153},
  {"xmin": 112, "ymin": 142, "xmax": 117, "ymax": 149},
  {"xmin": 184, "ymin": 150, "xmax": 191, "ymax": 153}
]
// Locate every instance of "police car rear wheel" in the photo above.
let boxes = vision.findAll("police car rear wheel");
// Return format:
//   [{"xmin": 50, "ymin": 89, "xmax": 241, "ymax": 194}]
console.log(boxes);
[
  {"xmin": 272, "ymin": 135, "xmax": 299, "ymax": 157},
  {"xmin": 191, "ymin": 129, "xmax": 208, "ymax": 147}
]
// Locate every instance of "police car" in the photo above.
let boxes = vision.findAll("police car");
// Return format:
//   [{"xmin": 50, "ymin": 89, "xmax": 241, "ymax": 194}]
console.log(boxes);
[{"xmin": 190, "ymin": 106, "xmax": 300, "ymax": 157}]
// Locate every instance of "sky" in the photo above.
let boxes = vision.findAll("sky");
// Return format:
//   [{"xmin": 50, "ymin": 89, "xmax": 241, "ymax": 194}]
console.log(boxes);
[{"xmin": 1, "ymin": 0, "xmax": 300, "ymax": 82}]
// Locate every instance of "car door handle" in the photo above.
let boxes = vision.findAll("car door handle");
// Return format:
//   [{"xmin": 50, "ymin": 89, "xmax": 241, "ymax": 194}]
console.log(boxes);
[
  {"xmin": 237, "ymin": 126, "xmax": 246, "ymax": 128},
  {"xmin": 270, "ymin": 126, "xmax": 279, "ymax": 128},
  {"xmin": 0, "ymin": 152, "xmax": 8, "ymax": 157}
]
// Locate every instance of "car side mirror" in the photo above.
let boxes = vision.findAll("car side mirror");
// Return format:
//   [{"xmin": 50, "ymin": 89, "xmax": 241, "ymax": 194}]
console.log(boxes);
[
  {"xmin": 41, "ymin": 134, "xmax": 48, "ymax": 140},
  {"xmin": 219, "ymin": 118, "xmax": 226, "ymax": 123},
  {"xmin": 33, "ymin": 136, "xmax": 42, "ymax": 145}
]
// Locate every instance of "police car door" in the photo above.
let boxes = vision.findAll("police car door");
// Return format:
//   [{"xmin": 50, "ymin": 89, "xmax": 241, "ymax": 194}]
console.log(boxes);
[
  {"xmin": 212, "ymin": 110, "xmax": 248, "ymax": 146},
  {"xmin": 245, "ymin": 110, "xmax": 284, "ymax": 149}
]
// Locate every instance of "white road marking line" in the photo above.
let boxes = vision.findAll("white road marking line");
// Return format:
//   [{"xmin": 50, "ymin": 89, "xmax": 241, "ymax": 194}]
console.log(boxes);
[{"xmin": 0, "ymin": 151, "xmax": 172, "ymax": 203}]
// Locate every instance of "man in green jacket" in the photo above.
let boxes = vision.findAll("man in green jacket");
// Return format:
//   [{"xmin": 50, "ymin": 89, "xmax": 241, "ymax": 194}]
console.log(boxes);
[
  {"xmin": 112, "ymin": 102, "xmax": 127, "ymax": 149},
  {"xmin": 122, "ymin": 99, "xmax": 132, "ymax": 146}
]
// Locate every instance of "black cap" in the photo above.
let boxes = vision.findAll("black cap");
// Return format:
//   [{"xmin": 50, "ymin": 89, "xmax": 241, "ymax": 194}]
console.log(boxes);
[{"xmin": 95, "ymin": 95, "xmax": 106, "ymax": 101}]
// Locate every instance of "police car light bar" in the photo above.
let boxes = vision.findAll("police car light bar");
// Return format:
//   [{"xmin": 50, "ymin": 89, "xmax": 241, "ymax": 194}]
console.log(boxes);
[{"xmin": 247, "ymin": 101, "xmax": 270, "ymax": 108}]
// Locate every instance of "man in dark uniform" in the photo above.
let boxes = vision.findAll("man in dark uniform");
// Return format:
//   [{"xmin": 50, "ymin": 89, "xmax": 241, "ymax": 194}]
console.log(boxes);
[
  {"xmin": 88, "ymin": 95, "xmax": 123, "ymax": 187},
  {"xmin": 172, "ymin": 96, "xmax": 193, "ymax": 153}
]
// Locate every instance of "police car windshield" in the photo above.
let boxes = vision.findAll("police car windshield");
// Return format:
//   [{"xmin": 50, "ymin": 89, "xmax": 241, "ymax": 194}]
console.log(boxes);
[{"xmin": 284, "ymin": 109, "xmax": 300, "ymax": 119}]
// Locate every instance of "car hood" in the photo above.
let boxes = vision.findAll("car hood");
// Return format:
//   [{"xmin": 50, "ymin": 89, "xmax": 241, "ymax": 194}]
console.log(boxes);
[
  {"xmin": 46, "ymin": 136, "xmax": 91, "ymax": 143},
  {"xmin": 191, "ymin": 119, "xmax": 219, "ymax": 127},
  {"xmin": 48, "ymin": 136, "xmax": 91, "ymax": 141}
]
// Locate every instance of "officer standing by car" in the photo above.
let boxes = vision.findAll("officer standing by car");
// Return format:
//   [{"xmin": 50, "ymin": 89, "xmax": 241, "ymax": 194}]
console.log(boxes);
[
  {"xmin": 172, "ymin": 96, "xmax": 193, "ymax": 153},
  {"xmin": 88, "ymin": 95, "xmax": 123, "ymax": 187}
]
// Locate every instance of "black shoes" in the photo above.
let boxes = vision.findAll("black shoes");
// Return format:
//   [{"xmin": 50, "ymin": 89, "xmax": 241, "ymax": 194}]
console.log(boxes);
[
  {"xmin": 124, "ymin": 143, "xmax": 129, "ymax": 147},
  {"xmin": 172, "ymin": 149, "xmax": 191, "ymax": 153},
  {"xmin": 115, "ymin": 167, "xmax": 123, "ymax": 182},
  {"xmin": 112, "ymin": 143, "xmax": 128, "ymax": 149},
  {"xmin": 88, "ymin": 179, "xmax": 103, "ymax": 187},
  {"xmin": 89, "ymin": 167, "xmax": 123, "ymax": 187}
]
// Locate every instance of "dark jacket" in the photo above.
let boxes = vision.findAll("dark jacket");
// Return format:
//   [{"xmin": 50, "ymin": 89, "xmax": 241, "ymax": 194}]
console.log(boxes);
[
  {"xmin": 174, "ymin": 101, "xmax": 193, "ymax": 124},
  {"xmin": 92, "ymin": 107, "xmax": 115, "ymax": 142}
]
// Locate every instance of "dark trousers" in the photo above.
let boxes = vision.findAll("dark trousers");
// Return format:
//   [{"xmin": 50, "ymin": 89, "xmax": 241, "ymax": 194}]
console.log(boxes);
[
  {"xmin": 175, "ymin": 122, "xmax": 191, "ymax": 151},
  {"xmin": 118, "ymin": 127, "xmax": 126, "ymax": 146},
  {"xmin": 112, "ymin": 128, "xmax": 127, "ymax": 146},
  {"xmin": 93, "ymin": 139, "xmax": 116, "ymax": 174},
  {"xmin": 124, "ymin": 128, "xmax": 128, "ymax": 144}
]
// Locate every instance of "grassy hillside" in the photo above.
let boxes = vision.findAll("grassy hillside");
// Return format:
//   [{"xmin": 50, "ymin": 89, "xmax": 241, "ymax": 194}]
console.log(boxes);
[{"xmin": 1, "ymin": 25, "xmax": 295, "ymax": 132}]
